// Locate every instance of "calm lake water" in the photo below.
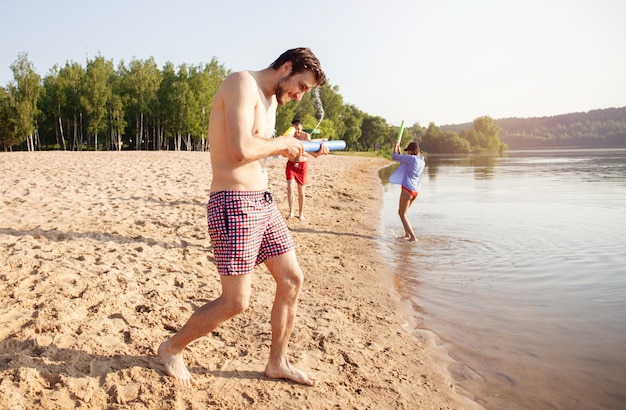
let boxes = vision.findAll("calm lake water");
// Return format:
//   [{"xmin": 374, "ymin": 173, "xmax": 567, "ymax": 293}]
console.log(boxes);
[{"xmin": 377, "ymin": 149, "xmax": 626, "ymax": 410}]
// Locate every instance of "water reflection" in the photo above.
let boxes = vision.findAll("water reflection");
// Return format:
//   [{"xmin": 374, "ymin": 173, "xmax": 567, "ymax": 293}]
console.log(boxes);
[
  {"xmin": 470, "ymin": 155, "xmax": 499, "ymax": 179},
  {"xmin": 423, "ymin": 153, "xmax": 502, "ymax": 180}
]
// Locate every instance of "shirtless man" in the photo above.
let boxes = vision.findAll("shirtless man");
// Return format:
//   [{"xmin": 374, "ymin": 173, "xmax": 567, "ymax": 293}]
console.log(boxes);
[
  {"xmin": 284, "ymin": 119, "xmax": 311, "ymax": 219},
  {"xmin": 158, "ymin": 48, "xmax": 328, "ymax": 387}
]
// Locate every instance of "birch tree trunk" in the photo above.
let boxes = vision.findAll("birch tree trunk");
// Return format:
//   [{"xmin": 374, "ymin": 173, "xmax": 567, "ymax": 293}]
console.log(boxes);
[
  {"xmin": 58, "ymin": 117, "xmax": 66, "ymax": 151},
  {"xmin": 73, "ymin": 115, "xmax": 79, "ymax": 151},
  {"xmin": 117, "ymin": 124, "xmax": 122, "ymax": 151},
  {"xmin": 140, "ymin": 111, "xmax": 144, "ymax": 151},
  {"xmin": 135, "ymin": 115, "xmax": 140, "ymax": 150}
]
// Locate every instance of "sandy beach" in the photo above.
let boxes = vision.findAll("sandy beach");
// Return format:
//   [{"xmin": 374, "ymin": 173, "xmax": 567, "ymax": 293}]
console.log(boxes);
[{"xmin": 0, "ymin": 151, "xmax": 478, "ymax": 409}]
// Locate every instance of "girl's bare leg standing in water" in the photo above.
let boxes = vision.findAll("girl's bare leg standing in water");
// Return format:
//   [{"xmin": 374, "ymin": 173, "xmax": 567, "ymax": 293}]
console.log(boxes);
[{"xmin": 398, "ymin": 189, "xmax": 417, "ymax": 241}]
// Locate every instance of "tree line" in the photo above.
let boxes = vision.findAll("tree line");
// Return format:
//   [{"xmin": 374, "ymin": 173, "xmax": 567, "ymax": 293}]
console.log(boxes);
[
  {"xmin": 1, "ymin": 52, "xmax": 506, "ymax": 154},
  {"xmin": 0, "ymin": 53, "xmax": 228, "ymax": 152},
  {"xmin": 441, "ymin": 106, "xmax": 626, "ymax": 150}
]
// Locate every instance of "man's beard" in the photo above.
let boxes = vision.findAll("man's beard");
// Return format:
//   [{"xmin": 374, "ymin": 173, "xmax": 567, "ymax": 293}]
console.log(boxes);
[{"xmin": 275, "ymin": 78, "xmax": 289, "ymax": 106}]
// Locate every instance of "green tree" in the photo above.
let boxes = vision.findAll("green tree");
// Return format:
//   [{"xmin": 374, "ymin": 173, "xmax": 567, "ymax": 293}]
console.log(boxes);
[
  {"xmin": 40, "ymin": 65, "xmax": 68, "ymax": 150},
  {"xmin": 160, "ymin": 63, "xmax": 193, "ymax": 151},
  {"xmin": 441, "ymin": 130, "xmax": 471, "ymax": 153},
  {"xmin": 360, "ymin": 115, "xmax": 388, "ymax": 151},
  {"xmin": 57, "ymin": 62, "xmax": 86, "ymax": 150},
  {"xmin": 420, "ymin": 122, "xmax": 441, "ymax": 152},
  {"xmin": 157, "ymin": 62, "xmax": 177, "ymax": 150},
  {"xmin": 339, "ymin": 104, "xmax": 364, "ymax": 150},
  {"xmin": 460, "ymin": 116, "xmax": 502, "ymax": 152},
  {"xmin": 120, "ymin": 57, "xmax": 161, "ymax": 150},
  {"xmin": 108, "ymin": 70, "xmax": 127, "ymax": 151},
  {"xmin": 421, "ymin": 122, "xmax": 471, "ymax": 153},
  {"xmin": 8, "ymin": 53, "xmax": 42, "ymax": 151},
  {"xmin": 81, "ymin": 56, "xmax": 114, "ymax": 150},
  {"xmin": 0, "ymin": 86, "xmax": 18, "ymax": 151},
  {"xmin": 178, "ymin": 65, "xmax": 197, "ymax": 151}
]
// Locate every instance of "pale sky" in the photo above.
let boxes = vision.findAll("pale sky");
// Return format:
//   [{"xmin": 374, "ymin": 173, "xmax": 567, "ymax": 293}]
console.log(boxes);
[{"xmin": 2, "ymin": 0, "xmax": 625, "ymax": 126}]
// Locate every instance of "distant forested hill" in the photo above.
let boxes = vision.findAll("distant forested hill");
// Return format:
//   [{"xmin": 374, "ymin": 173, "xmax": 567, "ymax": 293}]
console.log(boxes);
[{"xmin": 440, "ymin": 106, "xmax": 626, "ymax": 149}]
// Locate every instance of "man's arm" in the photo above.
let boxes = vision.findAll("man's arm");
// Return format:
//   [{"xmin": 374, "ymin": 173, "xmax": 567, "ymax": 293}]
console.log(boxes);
[{"xmin": 306, "ymin": 142, "xmax": 329, "ymax": 158}]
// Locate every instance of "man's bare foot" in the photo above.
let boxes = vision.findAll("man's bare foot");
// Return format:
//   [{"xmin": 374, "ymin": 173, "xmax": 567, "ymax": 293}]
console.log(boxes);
[
  {"xmin": 158, "ymin": 341, "xmax": 197, "ymax": 387},
  {"xmin": 287, "ymin": 212, "xmax": 295, "ymax": 219},
  {"xmin": 265, "ymin": 361, "xmax": 317, "ymax": 386},
  {"xmin": 297, "ymin": 214, "xmax": 305, "ymax": 220}
]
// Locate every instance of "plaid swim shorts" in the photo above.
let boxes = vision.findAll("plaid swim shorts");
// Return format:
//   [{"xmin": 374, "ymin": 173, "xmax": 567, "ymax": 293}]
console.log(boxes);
[{"xmin": 207, "ymin": 190, "xmax": 295, "ymax": 275}]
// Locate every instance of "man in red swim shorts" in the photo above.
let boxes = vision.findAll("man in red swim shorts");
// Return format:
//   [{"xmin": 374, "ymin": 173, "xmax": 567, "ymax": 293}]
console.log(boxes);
[
  {"xmin": 284, "ymin": 119, "xmax": 311, "ymax": 219},
  {"xmin": 158, "ymin": 48, "xmax": 328, "ymax": 388}
]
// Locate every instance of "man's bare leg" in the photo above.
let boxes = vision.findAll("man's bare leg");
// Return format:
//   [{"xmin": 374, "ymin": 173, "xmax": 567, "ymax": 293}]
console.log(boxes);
[
  {"xmin": 158, "ymin": 274, "xmax": 253, "ymax": 386},
  {"xmin": 263, "ymin": 251, "xmax": 317, "ymax": 386},
  {"xmin": 286, "ymin": 179, "xmax": 296, "ymax": 218},
  {"xmin": 297, "ymin": 184, "xmax": 306, "ymax": 219}
]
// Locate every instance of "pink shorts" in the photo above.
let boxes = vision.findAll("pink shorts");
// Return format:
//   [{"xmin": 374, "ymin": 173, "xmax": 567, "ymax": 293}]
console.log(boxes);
[
  {"xmin": 286, "ymin": 160, "xmax": 309, "ymax": 185},
  {"xmin": 207, "ymin": 191, "xmax": 295, "ymax": 275}
]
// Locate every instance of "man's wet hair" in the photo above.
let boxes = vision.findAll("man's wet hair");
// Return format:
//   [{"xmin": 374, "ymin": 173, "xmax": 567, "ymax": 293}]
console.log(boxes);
[{"xmin": 270, "ymin": 48, "xmax": 327, "ymax": 87}]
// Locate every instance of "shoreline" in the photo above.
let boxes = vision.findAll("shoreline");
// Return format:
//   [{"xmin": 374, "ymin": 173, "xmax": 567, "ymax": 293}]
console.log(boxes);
[{"xmin": 0, "ymin": 151, "xmax": 479, "ymax": 409}]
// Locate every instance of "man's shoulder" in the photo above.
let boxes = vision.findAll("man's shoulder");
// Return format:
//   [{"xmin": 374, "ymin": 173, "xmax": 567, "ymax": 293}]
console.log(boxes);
[
  {"xmin": 223, "ymin": 70, "xmax": 253, "ymax": 86},
  {"xmin": 217, "ymin": 70, "xmax": 258, "ymax": 100}
]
